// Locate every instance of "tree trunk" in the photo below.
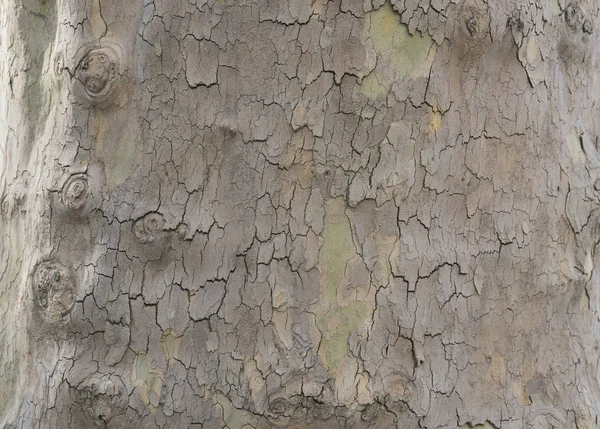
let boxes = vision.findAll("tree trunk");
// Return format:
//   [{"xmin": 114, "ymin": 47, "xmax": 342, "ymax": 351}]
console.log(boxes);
[{"xmin": 2, "ymin": 0, "xmax": 600, "ymax": 427}]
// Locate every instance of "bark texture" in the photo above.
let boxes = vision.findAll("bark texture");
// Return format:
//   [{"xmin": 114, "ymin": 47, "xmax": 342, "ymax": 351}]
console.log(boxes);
[{"xmin": 1, "ymin": 0, "xmax": 600, "ymax": 428}]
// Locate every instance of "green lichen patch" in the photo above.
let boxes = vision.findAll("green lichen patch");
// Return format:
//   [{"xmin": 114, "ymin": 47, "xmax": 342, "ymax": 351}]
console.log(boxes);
[
  {"xmin": 315, "ymin": 198, "xmax": 372, "ymax": 375},
  {"xmin": 161, "ymin": 330, "xmax": 181, "ymax": 365},
  {"xmin": 213, "ymin": 392, "xmax": 259, "ymax": 429},
  {"xmin": 92, "ymin": 110, "xmax": 140, "ymax": 189},
  {"xmin": 362, "ymin": 1, "xmax": 435, "ymax": 100},
  {"xmin": 21, "ymin": 0, "xmax": 56, "ymax": 123},
  {"xmin": 132, "ymin": 353, "xmax": 164, "ymax": 408}
]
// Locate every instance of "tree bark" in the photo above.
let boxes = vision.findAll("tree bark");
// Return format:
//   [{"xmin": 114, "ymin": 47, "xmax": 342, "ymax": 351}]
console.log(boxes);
[{"xmin": 1, "ymin": 0, "xmax": 600, "ymax": 428}]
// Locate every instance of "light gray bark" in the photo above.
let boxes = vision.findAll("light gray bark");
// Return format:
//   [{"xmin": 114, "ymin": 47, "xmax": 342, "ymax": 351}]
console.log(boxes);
[{"xmin": 1, "ymin": 0, "xmax": 600, "ymax": 428}]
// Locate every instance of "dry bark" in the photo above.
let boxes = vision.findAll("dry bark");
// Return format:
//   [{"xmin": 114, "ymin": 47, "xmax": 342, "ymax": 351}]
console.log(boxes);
[{"xmin": 1, "ymin": 0, "xmax": 600, "ymax": 428}]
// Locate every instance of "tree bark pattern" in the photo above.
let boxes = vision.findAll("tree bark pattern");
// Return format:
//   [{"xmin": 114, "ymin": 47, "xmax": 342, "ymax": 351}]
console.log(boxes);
[{"xmin": 1, "ymin": 0, "xmax": 600, "ymax": 428}]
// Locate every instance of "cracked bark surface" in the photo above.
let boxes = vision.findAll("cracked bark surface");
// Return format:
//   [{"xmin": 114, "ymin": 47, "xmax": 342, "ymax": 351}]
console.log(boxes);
[{"xmin": 1, "ymin": 0, "xmax": 600, "ymax": 428}]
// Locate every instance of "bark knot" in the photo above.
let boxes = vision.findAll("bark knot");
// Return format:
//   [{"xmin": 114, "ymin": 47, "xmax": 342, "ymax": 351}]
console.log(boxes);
[
  {"xmin": 77, "ymin": 47, "xmax": 120, "ymax": 103},
  {"xmin": 62, "ymin": 174, "xmax": 89, "ymax": 211},
  {"xmin": 31, "ymin": 259, "xmax": 76, "ymax": 322}
]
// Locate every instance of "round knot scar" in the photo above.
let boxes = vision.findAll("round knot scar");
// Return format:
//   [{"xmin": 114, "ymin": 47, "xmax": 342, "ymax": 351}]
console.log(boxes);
[
  {"xmin": 77, "ymin": 47, "xmax": 120, "ymax": 103},
  {"xmin": 31, "ymin": 259, "xmax": 76, "ymax": 321},
  {"xmin": 62, "ymin": 174, "xmax": 89, "ymax": 211}
]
